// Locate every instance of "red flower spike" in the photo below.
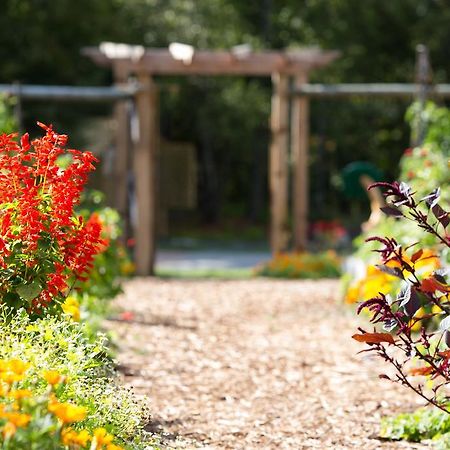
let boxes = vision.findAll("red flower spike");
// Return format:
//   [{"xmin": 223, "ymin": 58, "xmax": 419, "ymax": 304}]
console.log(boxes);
[{"xmin": 0, "ymin": 125, "xmax": 106, "ymax": 315}]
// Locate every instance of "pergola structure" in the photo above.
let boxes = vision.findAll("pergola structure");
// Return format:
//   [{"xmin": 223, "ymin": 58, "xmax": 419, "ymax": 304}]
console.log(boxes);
[{"xmin": 83, "ymin": 43, "xmax": 338, "ymax": 275}]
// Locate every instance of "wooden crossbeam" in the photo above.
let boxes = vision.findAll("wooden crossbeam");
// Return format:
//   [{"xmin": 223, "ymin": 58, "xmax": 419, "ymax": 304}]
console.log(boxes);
[{"xmin": 82, "ymin": 45, "xmax": 339, "ymax": 76}]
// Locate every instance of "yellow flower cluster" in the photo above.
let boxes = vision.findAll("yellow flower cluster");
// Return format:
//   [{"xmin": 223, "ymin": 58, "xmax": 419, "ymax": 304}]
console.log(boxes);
[
  {"xmin": 345, "ymin": 248, "xmax": 441, "ymax": 304},
  {"xmin": 0, "ymin": 359, "xmax": 124, "ymax": 449},
  {"xmin": 62, "ymin": 296, "xmax": 81, "ymax": 321},
  {"xmin": 260, "ymin": 251, "xmax": 341, "ymax": 278},
  {"xmin": 345, "ymin": 265, "xmax": 396, "ymax": 304},
  {"xmin": 60, "ymin": 425, "xmax": 123, "ymax": 449},
  {"xmin": 0, "ymin": 359, "xmax": 31, "ymax": 384},
  {"xmin": 0, "ymin": 359, "xmax": 32, "ymax": 440}
]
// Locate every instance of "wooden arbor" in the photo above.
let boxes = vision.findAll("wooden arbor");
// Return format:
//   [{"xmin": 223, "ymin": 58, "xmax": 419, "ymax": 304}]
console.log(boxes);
[{"xmin": 83, "ymin": 43, "xmax": 338, "ymax": 275}]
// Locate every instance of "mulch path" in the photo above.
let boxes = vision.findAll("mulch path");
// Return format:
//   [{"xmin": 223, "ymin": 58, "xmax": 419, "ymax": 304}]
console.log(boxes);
[{"xmin": 105, "ymin": 278, "xmax": 430, "ymax": 449}]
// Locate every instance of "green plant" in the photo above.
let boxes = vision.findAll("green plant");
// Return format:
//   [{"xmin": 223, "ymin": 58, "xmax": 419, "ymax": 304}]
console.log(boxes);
[
  {"xmin": 0, "ymin": 307, "xmax": 158, "ymax": 449},
  {"xmin": 353, "ymin": 181, "xmax": 449, "ymax": 413},
  {"xmin": 380, "ymin": 407, "xmax": 450, "ymax": 443},
  {"xmin": 0, "ymin": 96, "xmax": 16, "ymax": 134},
  {"xmin": 0, "ymin": 359, "xmax": 127, "ymax": 449}
]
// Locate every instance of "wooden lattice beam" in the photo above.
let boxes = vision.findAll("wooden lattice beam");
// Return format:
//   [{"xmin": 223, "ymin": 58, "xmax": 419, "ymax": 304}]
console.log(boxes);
[{"xmin": 83, "ymin": 45, "xmax": 338, "ymax": 76}]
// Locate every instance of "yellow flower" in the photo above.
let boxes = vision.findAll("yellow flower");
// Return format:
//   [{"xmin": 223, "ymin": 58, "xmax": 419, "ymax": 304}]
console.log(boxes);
[
  {"xmin": 0, "ymin": 372, "xmax": 25, "ymax": 384},
  {"xmin": 120, "ymin": 261, "xmax": 135, "ymax": 276},
  {"xmin": 49, "ymin": 402, "xmax": 87, "ymax": 424},
  {"xmin": 43, "ymin": 370, "xmax": 64, "ymax": 386},
  {"xmin": 74, "ymin": 429, "xmax": 92, "ymax": 447},
  {"xmin": 345, "ymin": 285, "xmax": 360, "ymax": 304},
  {"xmin": 61, "ymin": 428, "xmax": 78, "ymax": 446},
  {"xmin": 0, "ymin": 359, "xmax": 30, "ymax": 384},
  {"xmin": 2, "ymin": 421, "xmax": 16, "ymax": 439},
  {"xmin": 93, "ymin": 427, "xmax": 114, "ymax": 446},
  {"xmin": 8, "ymin": 389, "xmax": 32, "ymax": 400},
  {"xmin": 0, "ymin": 360, "xmax": 8, "ymax": 372},
  {"xmin": 8, "ymin": 359, "xmax": 30, "ymax": 375},
  {"xmin": 408, "ymin": 307, "xmax": 427, "ymax": 332},
  {"xmin": 107, "ymin": 444, "xmax": 124, "ymax": 450},
  {"xmin": 62, "ymin": 297, "xmax": 80, "ymax": 321},
  {"xmin": 61, "ymin": 427, "xmax": 91, "ymax": 447}
]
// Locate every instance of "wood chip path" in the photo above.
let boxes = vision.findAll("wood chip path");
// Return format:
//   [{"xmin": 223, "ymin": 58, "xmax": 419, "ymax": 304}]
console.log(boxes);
[{"xmin": 105, "ymin": 278, "xmax": 430, "ymax": 449}]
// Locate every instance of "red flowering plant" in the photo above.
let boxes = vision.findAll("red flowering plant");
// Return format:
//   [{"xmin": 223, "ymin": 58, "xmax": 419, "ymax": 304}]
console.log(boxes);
[
  {"xmin": 0, "ymin": 123, "xmax": 106, "ymax": 317},
  {"xmin": 353, "ymin": 181, "xmax": 450, "ymax": 412}
]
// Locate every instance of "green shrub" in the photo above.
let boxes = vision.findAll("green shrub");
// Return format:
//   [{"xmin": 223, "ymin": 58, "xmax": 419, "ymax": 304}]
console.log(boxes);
[{"xmin": 353, "ymin": 101, "xmax": 449, "ymax": 264}]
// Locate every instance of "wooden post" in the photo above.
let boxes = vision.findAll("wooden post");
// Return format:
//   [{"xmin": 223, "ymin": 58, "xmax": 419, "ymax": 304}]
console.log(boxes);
[
  {"xmin": 269, "ymin": 73, "xmax": 290, "ymax": 254},
  {"xmin": 133, "ymin": 74, "xmax": 158, "ymax": 275},
  {"xmin": 291, "ymin": 73, "xmax": 309, "ymax": 251},
  {"xmin": 113, "ymin": 62, "xmax": 131, "ymax": 241}
]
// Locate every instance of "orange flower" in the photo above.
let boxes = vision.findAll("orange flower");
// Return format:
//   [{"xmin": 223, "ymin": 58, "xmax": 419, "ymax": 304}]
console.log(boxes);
[
  {"xmin": 4, "ymin": 412, "xmax": 31, "ymax": 427},
  {"xmin": 49, "ymin": 402, "xmax": 87, "ymax": 424},
  {"xmin": 2, "ymin": 421, "xmax": 16, "ymax": 439},
  {"xmin": 43, "ymin": 370, "xmax": 64, "ymax": 386},
  {"xmin": 8, "ymin": 389, "xmax": 32, "ymax": 400}
]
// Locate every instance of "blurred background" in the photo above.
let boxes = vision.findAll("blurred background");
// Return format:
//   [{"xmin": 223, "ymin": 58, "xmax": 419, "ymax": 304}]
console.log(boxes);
[{"xmin": 1, "ymin": 0, "xmax": 449, "ymax": 259}]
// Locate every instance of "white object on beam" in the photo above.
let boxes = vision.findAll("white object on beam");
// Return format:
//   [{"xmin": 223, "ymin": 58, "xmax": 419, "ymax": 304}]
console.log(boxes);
[
  {"xmin": 168, "ymin": 42, "xmax": 195, "ymax": 65},
  {"xmin": 99, "ymin": 42, "xmax": 145, "ymax": 62},
  {"xmin": 231, "ymin": 44, "xmax": 252, "ymax": 59}
]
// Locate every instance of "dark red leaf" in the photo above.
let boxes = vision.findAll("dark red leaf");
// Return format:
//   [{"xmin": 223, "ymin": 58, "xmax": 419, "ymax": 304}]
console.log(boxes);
[{"xmin": 380, "ymin": 205, "xmax": 404, "ymax": 217}]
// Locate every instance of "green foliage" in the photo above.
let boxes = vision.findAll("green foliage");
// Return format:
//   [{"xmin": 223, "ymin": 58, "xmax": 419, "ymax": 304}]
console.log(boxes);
[
  {"xmin": 354, "ymin": 102, "xmax": 450, "ymax": 263},
  {"xmin": 0, "ymin": 307, "xmax": 157, "ymax": 449},
  {"xmin": 381, "ymin": 408, "xmax": 450, "ymax": 446},
  {"xmin": 0, "ymin": 95, "xmax": 16, "ymax": 134}
]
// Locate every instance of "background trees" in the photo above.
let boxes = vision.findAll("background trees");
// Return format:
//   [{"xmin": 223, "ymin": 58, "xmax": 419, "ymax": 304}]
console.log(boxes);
[{"xmin": 2, "ymin": 0, "xmax": 449, "ymax": 232}]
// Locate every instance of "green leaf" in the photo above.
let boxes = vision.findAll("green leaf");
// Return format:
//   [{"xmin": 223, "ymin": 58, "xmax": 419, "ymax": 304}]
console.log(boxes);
[{"xmin": 17, "ymin": 282, "xmax": 42, "ymax": 302}]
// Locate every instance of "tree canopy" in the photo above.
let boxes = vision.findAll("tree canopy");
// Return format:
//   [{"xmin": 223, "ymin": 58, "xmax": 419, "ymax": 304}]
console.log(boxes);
[{"xmin": 2, "ymin": 0, "xmax": 449, "ymax": 226}]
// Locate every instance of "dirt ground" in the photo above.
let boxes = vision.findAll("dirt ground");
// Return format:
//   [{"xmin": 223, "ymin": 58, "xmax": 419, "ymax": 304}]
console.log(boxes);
[{"xmin": 105, "ymin": 278, "xmax": 431, "ymax": 450}]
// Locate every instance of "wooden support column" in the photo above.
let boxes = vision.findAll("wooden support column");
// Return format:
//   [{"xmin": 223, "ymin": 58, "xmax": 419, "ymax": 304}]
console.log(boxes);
[
  {"xmin": 133, "ymin": 74, "xmax": 158, "ymax": 275},
  {"xmin": 113, "ymin": 62, "xmax": 131, "ymax": 240},
  {"xmin": 269, "ymin": 73, "xmax": 290, "ymax": 254},
  {"xmin": 291, "ymin": 72, "xmax": 309, "ymax": 251}
]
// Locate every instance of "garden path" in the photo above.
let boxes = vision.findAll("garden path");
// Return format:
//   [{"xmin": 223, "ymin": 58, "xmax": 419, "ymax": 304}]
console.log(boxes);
[{"xmin": 106, "ymin": 279, "xmax": 429, "ymax": 450}]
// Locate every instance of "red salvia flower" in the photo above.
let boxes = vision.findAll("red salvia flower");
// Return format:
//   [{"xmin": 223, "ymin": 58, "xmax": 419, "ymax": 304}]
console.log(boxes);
[{"xmin": 0, "ymin": 123, "xmax": 107, "ymax": 316}]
